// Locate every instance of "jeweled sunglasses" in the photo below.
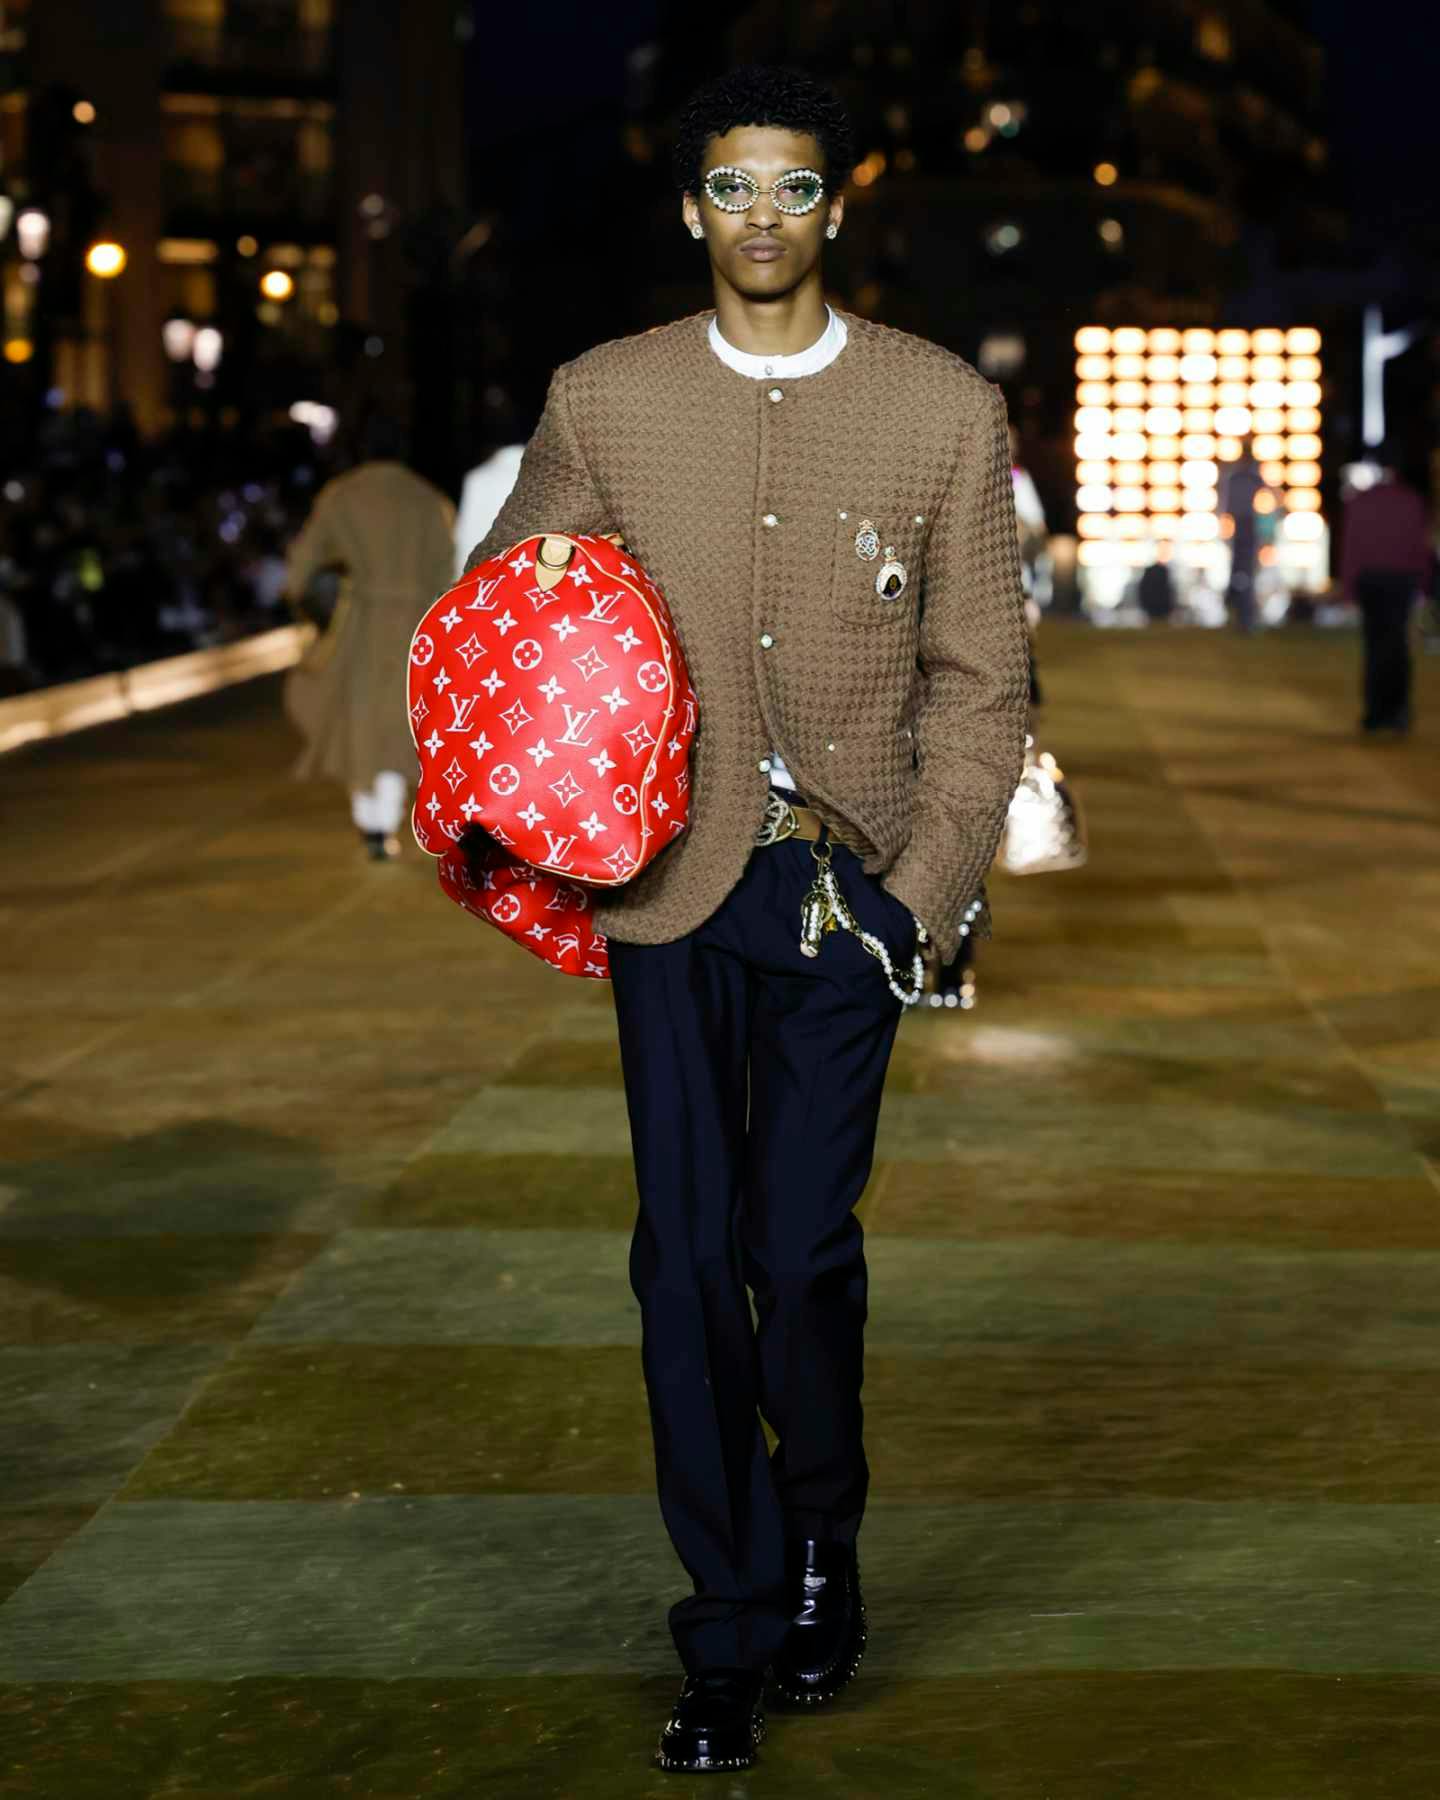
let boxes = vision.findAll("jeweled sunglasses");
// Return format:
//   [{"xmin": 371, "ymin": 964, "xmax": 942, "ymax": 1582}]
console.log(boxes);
[{"xmin": 702, "ymin": 165, "xmax": 827, "ymax": 216}]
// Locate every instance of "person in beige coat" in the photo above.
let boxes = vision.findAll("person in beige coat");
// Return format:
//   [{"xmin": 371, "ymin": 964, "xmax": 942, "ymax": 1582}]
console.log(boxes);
[{"xmin": 285, "ymin": 422, "xmax": 454, "ymax": 858}]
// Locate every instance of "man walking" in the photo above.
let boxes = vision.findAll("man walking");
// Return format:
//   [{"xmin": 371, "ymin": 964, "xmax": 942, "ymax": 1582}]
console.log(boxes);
[
  {"xmin": 1341, "ymin": 458, "xmax": 1432, "ymax": 735},
  {"xmin": 464, "ymin": 65, "xmax": 1028, "ymax": 1772}
]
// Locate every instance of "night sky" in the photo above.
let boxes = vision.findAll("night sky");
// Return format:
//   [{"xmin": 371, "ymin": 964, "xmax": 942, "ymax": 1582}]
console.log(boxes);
[
  {"xmin": 1311, "ymin": 0, "xmax": 1440, "ymax": 235},
  {"xmin": 470, "ymin": 2, "xmax": 1440, "ymax": 254}
]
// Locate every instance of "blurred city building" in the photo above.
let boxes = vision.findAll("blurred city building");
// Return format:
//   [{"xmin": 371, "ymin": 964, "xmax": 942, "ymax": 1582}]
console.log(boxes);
[
  {"xmin": 1, "ymin": 0, "xmax": 1428, "ymax": 604},
  {"xmin": 709, "ymin": 2, "xmax": 1345, "ymax": 523},
  {"xmin": 0, "ymin": 0, "xmax": 463, "ymax": 475}
]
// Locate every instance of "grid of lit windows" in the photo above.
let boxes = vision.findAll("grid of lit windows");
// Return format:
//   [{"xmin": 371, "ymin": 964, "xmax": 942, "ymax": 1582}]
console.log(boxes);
[{"xmin": 1072, "ymin": 327, "xmax": 1324, "ymax": 573}]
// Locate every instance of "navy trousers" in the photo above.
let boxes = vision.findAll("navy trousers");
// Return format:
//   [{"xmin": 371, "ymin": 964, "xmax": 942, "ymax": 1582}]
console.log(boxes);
[
  {"xmin": 609, "ymin": 834, "xmax": 913, "ymax": 1672},
  {"xmin": 1356, "ymin": 571, "xmax": 1415, "ymax": 730}
]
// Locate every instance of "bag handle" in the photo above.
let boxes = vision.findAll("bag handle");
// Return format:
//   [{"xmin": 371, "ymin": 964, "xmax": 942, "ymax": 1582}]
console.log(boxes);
[
  {"xmin": 533, "ymin": 531, "xmax": 629, "ymax": 592},
  {"xmin": 534, "ymin": 535, "xmax": 575, "ymax": 592}
]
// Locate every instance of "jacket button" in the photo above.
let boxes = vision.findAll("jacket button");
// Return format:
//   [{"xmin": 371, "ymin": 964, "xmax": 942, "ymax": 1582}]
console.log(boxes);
[
  {"xmin": 759, "ymin": 631, "xmax": 775, "ymax": 649},
  {"xmin": 758, "ymin": 756, "xmax": 773, "ymax": 773},
  {"xmin": 825, "ymin": 740, "xmax": 837, "ymax": 752},
  {"xmin": 768, "ymin": 387, "xmax": 783, "ymax": 403},
  {"xmin": 761, "ymin": 512, "xmax": 778, "ymax": 528}
]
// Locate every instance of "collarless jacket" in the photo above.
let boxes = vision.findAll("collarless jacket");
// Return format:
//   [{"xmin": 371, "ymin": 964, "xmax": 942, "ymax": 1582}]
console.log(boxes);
[{"xmin": 464, "ymin": 309, "xmax": 1029, "ymax": 962}]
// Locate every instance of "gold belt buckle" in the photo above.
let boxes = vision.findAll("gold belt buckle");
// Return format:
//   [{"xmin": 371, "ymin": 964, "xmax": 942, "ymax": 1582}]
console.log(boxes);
[{"xmin": 756, "ymin": 789, "xmax": 798, "ymax": 847}]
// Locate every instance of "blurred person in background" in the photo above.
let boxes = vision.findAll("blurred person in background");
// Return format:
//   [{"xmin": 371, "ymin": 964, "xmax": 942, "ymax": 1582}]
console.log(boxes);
[
  {"xmin": 284, "ymin": 417, "xmax": 454, "ymax": 859},
  {"xmin": 0, "ymin": 529, "xmax": 28, "ymax": 694},
  {"xmin": 243, "ymin": 525, "xmax": 293, "ymax": 620},
  {"xmin": 1139, "ymin": 542, "xmax": 1178, "ymax": 624},
  {"xmin": 1219, "ymin": 440, "xmax": 1269, "ymax": 633},
  {"xmin": 1010, "ymin": 424, "xmax": 1046, "ymax": 706},
  {"xmin": 452, "ymin": 443, "xmax": 524, "ymax": 582},
  {"xmin": 1340, "ymin": 454, "xmax": 1432, "ymax": 736}
]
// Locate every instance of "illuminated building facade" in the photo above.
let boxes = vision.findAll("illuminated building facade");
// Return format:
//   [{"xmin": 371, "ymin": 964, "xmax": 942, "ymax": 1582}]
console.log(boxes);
[
  {"xmin": 0, "ymin": 0, "xmax": 461, "ymax": 442},
  {"xmin": 1071, "ymin": 324, "xmax": 1326, "ymax": 609}
]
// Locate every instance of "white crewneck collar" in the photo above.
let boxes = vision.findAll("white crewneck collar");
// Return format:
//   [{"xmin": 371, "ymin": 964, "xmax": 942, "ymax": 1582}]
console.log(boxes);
[{"xmin": 707, "ymin": 305, "xmax": 847, "ymax": 380}]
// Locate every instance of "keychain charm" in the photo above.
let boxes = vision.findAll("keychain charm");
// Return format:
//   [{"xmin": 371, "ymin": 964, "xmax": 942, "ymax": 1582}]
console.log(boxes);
[
  {"xmin": 795, "ymin": 837, "xmax": 926, "ymax": 1003},
  {"xmin": 800, "ymin": 840, "xmax": 838, "ymax": 957}
]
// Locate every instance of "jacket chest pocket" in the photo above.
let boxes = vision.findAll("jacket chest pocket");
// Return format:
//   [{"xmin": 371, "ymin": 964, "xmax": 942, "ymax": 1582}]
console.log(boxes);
[{"xmin": 830, "ymin": 507, "xmax": 928, "ymax": 626}]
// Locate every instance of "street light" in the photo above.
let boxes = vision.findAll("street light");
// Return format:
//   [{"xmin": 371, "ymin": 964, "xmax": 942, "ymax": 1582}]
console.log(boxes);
[
  {"xmin": 163, "ymin": 317, "xmax": 197, "ymax": 363},
  {"xmin": 259, "ymin": 268, "xmax": 295, "ymax": 302},
  {"xmin": 16, "ymin": 209, "xmax": 50, "ymax": 259},
  {"xmin": 192, "ymin": 326, "xmax": 224, "ymax": 372},
  {"xmin": 85, "ymin": 241, "xmax": 127, "ymax": 279}
]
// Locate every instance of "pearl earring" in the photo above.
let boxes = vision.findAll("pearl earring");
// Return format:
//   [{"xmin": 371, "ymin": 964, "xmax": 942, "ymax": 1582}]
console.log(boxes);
[
  {"xmin": 825, "ymin": 223, "xmax": 838, "ymax": 240},
  {"xmin": 690, "ymin": 224, "xmax": 704, "ymax": 240}
]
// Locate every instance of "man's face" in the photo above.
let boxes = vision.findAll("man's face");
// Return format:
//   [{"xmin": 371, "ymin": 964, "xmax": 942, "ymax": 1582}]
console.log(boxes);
[{"xmin": 682, "ymin": 125, "xmax": 844, "ymax": 301}]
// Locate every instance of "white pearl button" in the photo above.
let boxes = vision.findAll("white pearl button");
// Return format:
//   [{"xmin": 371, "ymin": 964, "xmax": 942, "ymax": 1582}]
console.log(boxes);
[
  {"xmin": 768, "ymin": 387, "xmax": 783, "ymax": 403},
  {"xmin": 825, "ymin": 740, "xmax": 837, "ymax": 752},
  {"xmin": 759, "ymin": 632, "xmax": 775, "ymax": 649},
  {"xmin": 758, "ymin": 756, "xmax": 772, "ymax": 772},
  {"xmin": 761, "ymin": 512, "xmax": 778, "ymax": 528},
  {"xmin": 838, "ymin": 510, "xmax": 848, "ymax": 520},
  {"xmin": 914, "ymin": 514, "xmax": 925, "ymax": 525}
]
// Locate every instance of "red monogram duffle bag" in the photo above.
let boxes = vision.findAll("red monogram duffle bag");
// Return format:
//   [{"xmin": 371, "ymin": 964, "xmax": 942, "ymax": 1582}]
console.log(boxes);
[{"xmin": 407, "ymin": 533, "xmax": 697, "ymax": 978}]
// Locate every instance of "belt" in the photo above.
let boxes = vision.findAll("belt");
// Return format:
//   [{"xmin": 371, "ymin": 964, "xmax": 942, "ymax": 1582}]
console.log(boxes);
[{"xmin": 755, "ymin": 788, "xmax": 867, "ymax": 855}]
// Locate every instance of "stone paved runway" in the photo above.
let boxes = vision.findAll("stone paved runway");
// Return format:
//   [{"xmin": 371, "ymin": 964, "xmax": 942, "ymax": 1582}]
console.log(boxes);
[{"xmin": 2, "ymin": 622, "xmax": 1439, "ymax": 1797}]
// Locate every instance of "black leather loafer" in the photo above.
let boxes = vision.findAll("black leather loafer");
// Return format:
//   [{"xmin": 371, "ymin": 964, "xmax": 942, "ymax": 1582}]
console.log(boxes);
[
  {"xmin": 655, "ymin": 1668, "xmax": 766, "ymax": 1773},
  {"xmin": 769, "ymin": 1538, "xmax": 867, "ymax": 1706}
]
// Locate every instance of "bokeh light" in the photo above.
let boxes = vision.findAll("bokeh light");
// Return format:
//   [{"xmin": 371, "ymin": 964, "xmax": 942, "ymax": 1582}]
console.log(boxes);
[
  {"xmin": 85, "ymin": 241, "xmax": 127, "ymax": 278},
  {"xmin": 1074, "ymin": 325, "xmax": 1326, "ymax": 596}
]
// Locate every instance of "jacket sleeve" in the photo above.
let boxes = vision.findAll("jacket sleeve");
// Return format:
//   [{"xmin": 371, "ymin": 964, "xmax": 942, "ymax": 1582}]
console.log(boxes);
[
  {"xmin": 286, "ymin": 486, "xmax": 343, "ymax": 598},
  {"xmin": 882, "ymin": 382, "xmax": 1030, "ymax": 961},
  {"xmin": 462, "ymin": 363, "xmax": 611, "ymax": 573}
]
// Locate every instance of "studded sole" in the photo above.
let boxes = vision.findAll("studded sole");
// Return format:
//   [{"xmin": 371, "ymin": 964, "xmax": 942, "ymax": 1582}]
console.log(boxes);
[
  {"xmin": 769, "ymin": 1618, "xmax": 868, "ymax": 1708},
  {"xmin": 654, "ymin": 1713, "xmax": 766, "ymax": 1774}
]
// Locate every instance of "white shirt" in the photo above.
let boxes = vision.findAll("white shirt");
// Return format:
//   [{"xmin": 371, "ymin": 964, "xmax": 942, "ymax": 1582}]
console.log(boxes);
[
  {"xmin": 707, "ymin": 306, "xmax": 850, "ymax": 794},
  {"xmin": 454, "ymin": 445, "xmax": 525, "ymax": 581},
  {"xmin": 706, "ymin": 304, "xmax": 848, "ymax": 383}
]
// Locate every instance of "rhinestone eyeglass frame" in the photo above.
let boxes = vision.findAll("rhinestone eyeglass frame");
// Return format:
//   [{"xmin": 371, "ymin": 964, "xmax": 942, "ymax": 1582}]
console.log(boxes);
[{"xmin": 701, "ymin": 165, "xmax": 827, "ymax": 216}]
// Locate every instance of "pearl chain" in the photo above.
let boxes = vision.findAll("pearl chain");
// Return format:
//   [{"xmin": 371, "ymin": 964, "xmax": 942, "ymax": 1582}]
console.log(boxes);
[{"xmin": 814, "ymin": 860, "xmax": 928, "ymax": 1007}]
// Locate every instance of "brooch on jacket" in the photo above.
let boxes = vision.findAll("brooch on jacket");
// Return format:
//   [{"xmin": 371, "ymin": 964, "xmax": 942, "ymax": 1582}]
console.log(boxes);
[{"xmin": 854, "ymin": 517, "xmax": 908, "ymax": 601}]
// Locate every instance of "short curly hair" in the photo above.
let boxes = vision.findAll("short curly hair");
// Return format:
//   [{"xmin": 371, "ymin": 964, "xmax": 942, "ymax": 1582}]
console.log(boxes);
[{"xmin": 672, "ymin": 65, "xmax": 855, "ymax": 196}]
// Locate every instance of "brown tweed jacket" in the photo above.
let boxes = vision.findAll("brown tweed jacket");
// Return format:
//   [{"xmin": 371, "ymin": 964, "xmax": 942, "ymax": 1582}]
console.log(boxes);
[{"xmin": 465, "ymin": 308, "xmax": 1029, "ymax": 962}]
